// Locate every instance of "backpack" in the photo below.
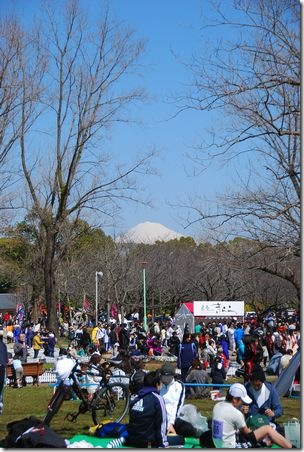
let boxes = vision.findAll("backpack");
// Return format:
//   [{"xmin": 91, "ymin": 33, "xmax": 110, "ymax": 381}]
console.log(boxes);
[
  {"xmin": 199, "ymin": 430, "xmax": 215, "ymax": 448},
  {"xmin": 174, "ymin": 417, "xmax": 198, "ymax": 437},
  {"xmin": 94, "ymin": 421, "xmax": 128, "ymax": 438},
  {"xmin": 5, "ymin": 417, "xmax": 67, "ymax": 448},
  {"xmin": 266, "ymin": 353, "xmax": 282, "ymax": 375},
  {"xmin": 5, "ymin": 416, "xmax": 41, "ymax": 447}
]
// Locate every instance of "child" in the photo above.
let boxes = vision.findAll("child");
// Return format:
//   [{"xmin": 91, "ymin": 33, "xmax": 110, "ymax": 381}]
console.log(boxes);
[{"xmin": 13, "ymin": 355, "xmax": 23, "ymax": 388}]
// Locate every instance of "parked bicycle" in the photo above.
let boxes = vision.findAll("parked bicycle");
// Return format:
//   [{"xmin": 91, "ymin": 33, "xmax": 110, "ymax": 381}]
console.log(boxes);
[{"xmin": 43, "ymin": 355, "xmax": 130, "ymax": 426}]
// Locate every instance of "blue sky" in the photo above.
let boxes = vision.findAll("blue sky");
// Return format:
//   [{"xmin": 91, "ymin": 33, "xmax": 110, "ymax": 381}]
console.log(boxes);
[{"xmin": 2, "ymin": 0, "xmax": 246, "ymax": 239}]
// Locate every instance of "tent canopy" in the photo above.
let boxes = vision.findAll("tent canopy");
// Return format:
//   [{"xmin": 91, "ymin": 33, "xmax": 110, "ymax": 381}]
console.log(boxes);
[
  {"xmin": 0, "ymin": 294, "xmax": 18, "ymax": 313},
  {"xmin": 174, "ymin": 304, "xmax": 195, "ymax": 333}
]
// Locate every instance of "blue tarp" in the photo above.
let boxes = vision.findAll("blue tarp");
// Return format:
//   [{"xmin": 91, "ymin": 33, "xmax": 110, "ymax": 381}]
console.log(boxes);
[{"xmin": 274, "ymin": 349, "xmax": 300, "ymax": 397}]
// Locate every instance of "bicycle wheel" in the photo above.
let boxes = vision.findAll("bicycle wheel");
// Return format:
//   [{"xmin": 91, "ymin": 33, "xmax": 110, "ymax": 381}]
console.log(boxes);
[
  {"xmin": 91, "ymin": 383, "xmax": 130, "ymax": 425},
  {"xmin": 43, "ymin": 385, "xmax": 67, "ymax": 426}
]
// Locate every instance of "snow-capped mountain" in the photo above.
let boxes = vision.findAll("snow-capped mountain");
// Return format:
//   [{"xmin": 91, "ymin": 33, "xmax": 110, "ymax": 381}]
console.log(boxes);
[{"xmin": 116, "ymin": 221, "xmax": 184, "ymax": 244}]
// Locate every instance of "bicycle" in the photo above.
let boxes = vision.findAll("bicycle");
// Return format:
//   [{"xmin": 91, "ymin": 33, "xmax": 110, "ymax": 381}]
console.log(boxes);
[{"xmin": 43, "ymin": 357, "xmax": 130, "ymax": 426}]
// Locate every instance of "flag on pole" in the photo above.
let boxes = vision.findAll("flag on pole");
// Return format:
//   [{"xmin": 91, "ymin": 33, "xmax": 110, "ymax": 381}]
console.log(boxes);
[{"xmin": 83, "ymin": 298, "xmax": 91, "ymax": 312}]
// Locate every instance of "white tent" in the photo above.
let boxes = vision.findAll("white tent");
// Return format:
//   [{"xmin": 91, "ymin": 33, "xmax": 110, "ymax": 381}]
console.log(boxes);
[{"xmin": 173, "ymin": 304, "xmax": 195, "ymax": 333}]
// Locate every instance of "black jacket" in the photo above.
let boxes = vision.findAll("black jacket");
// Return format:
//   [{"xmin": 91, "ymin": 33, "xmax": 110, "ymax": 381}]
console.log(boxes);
[
  {"xmin": 118, "ymin": 328, "xmax": 129, "ymax": 350},
  {"xmin": 127, "ymin": 386, "xmax": 168, "ymax": 448}
]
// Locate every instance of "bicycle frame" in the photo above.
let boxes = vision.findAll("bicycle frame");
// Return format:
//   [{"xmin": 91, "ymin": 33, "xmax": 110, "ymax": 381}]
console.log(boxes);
[{"xmin": 43, "ymin": 359, "xmax": 129, "ymax": 426}]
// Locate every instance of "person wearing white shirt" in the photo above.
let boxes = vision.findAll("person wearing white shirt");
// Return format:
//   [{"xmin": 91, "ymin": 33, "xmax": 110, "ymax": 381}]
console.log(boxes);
[
  {"xmin": 212, "ymin": 383, "xmax": 292, "ymax": 448},
  {"xmin": 159, "ymin": 362, "xmax": 185, "ymax": 434}
]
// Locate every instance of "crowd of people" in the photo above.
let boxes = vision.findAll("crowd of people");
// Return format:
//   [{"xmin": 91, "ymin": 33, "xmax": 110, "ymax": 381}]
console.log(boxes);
[{"xmin": 0, "ymin": 307, "xmax": 300, "ymax": 448}]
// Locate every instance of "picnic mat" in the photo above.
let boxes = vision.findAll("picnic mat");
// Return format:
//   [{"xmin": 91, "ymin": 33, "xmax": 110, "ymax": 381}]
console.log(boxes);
[
  {"xmin": 68, "ymin": 434, "xmax": 200, "ymax": 448},
  {"xmin": 68, "ymin": 434, "xmax": 281, "ymax": 448}
]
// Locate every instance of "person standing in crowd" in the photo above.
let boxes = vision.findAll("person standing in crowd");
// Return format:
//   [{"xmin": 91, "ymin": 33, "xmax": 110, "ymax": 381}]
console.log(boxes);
[
  {"xmin": 0, "ymin": 333, "xmax": 9, "ymax": 413},
  {"xmin": 45, "ymin": 332, "xmax": 56, "ymax": 357},
  {"xmin": 218, "ymin": 334, "xmax": 229, "ymax": 364},
  {"xmin": 12, "ymin": 354, "xmax": 23, "ymax": 388},
  {"xmin": 118, "ymin": 323, "xmax": 130, "ymax": 353},
  {"xmin": 108, "ymin": 324, "xmax": 118, "ymax": 356},
  {"xmin": 91, "ymin": 324, "xmax": 100, "ymax": 349},
  {"xmin": 159, "ymin": 362, "xmax": 185, "ymax": 433},
  {"xmin": 195, "ymin": 322, "xmax": 203, "ymax": 334},
  {"xmin": 101, "ymin": 324, "xmax": 109, "ymax": 351},
  {"xmin": 261, "ymin": 337, "xmax": 269, "ymax": 368},
  {"xmin": 6, "ymin": 322, "xmax": 14, "ymax": 344},
  {"xmin": 212, "ymin": 383, "xmax": 292, "ymax": 448},
  {"xmin": 25, "ymin": 325, "xmax": 35, "ymax": 348},
  {"xmin": 272, "ymin": 327, "xmax": 284, "ymax": 354},
  {"xmin": 177, "ymin": 333, "xmax": 197, "ymax": 381},
  {"xmin": 160, "ymin": 324, "xmax": 166, "ymax": 346},
  {"xmin": 286, "ymin": 328, "xmax": 298, "ymax": 354},
  {"xmin": 264, "ymin": 330, "xmax": 274, "ymax": 361},
  {"xmin": 243, "ymin": 334, "xmax": 263, "ymax": 382},
  {"xmin": 78, "ymin": 326, "xmax": 91, "ymax": 353},
  {"xmin": 14, "ymin": 336, "xmax": 27, "ymax": 363},
  {"xmin": 227, "ymin": 322, "xmax": 236, "ymax": 355},
  {"xmin": 32, "ymin": 331, "xmax": 45, "ymax": 359},
  {"xmin": 13, "ymin": 324, "xmax": 21, "ymax": 344},
  {"xmin": 234, "ymin": 323, "xmax": 244, "ymax": 355},
  {"xmin": 167, "ymin": 330, "xmax": 180, "ymax": 357}
]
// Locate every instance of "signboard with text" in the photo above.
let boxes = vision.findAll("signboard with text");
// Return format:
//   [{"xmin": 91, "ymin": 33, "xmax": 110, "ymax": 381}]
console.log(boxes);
[{"xmin": 193, "ymin": 301, "xmax": 244, "ymax": 317}]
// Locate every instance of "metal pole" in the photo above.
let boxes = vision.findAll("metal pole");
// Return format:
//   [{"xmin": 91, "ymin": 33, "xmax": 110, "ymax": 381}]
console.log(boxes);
[
  {"xmin": 95, "ymin": 271, "xmax": 103, "ymax": 325},
  {"xmin": 95, "ymin": 272, "xmax": 98, "ymax": 325},
  {"xmin": 143, "ymin": 266, "xmax": 147, "ymax": 331}
]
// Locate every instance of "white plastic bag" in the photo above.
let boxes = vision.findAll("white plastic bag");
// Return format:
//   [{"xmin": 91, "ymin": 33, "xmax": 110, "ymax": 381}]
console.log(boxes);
[
  {"xmin": 284, "ymin": 418, "xmax": 300, "ymax": 448},
  {"xmin": 178, "ymin": 404, "xmax": 208, "ymax": 435},
  {"xmin": 55, "ymin": 356, "xmax": 76, "ymax": 382}
]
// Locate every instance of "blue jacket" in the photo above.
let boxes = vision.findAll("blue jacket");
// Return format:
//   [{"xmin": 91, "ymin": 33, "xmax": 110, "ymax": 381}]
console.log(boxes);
[
  {"xmin": 178, "ymin": 342, "xmax": 197, "ymax": 369},
  {"xmin": 220, "ymin": 339, "xmax": 229, "ymax": 360},
  {"xmin": 127, "ymin": 386, "xmax": 168, "ymax": 448},
  {"xmin": 245, "ymin": 381, "xmax": 283, "ymax": 421},
  {"xmin": 234, "ymin": 327, "xmax": 244, "ymax": 344}
]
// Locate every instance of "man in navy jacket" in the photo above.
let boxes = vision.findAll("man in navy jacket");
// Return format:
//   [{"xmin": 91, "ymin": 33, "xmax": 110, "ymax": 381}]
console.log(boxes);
[
  {"xmin": 127, "ymin": 370, "xmax": 168, "ymax": 448},
  {"xmin": 244, "ymin": 365, "xmax": 283, "ymax": 423}
]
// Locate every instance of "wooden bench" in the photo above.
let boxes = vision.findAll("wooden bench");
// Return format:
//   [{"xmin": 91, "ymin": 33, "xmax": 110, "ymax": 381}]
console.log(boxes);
[{"xmin": 6, "ymin": 361, "xmax": 44, "ymax": 386}]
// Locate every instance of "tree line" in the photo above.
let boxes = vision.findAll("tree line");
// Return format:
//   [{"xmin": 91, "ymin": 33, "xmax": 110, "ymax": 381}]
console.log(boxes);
[{"xmin": 0, "ymin": 218, "xmax": 299, "ymax": 324}]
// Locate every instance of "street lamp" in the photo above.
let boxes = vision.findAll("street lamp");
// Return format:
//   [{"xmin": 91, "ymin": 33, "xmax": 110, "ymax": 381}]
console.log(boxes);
[
  {"xmin": 139, "ymin": 261, "xmax": 148, "ymax": 331},
  {"xmin": 95, "ymin": 271, "xmax": 103, "ymax": 325}
]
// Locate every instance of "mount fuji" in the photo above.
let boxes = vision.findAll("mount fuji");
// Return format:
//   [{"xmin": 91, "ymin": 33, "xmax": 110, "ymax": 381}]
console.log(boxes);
[{"xmin": 116, "ymin": 221, "xmax": 184, "ymax": 244}]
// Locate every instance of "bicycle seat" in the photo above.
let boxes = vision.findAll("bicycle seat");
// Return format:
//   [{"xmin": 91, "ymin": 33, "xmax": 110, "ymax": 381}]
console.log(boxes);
[{"xmin": 108, "ymin": 357, "xmax": 122, "ymax": 365}]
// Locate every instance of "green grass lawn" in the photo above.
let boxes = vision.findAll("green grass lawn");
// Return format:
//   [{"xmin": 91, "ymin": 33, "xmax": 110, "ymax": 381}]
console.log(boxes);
[{"xmin": 0, "ymin": 382, "xmax": 300, "ymax": 444}]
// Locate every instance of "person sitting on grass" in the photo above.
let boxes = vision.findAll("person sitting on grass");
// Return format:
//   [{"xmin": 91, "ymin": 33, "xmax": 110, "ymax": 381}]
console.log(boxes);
[
  {"xmin": 159, "ymin": 362, "xmax": 185, "ymax": 434},
  {"xmin": 185, "ymin": 357, "xmax": 210, "ymax": 399},
  {"xmin": 243, "ymin": 364, "xmax": 283, "ymax": 433},
  {"xmin": 211, "ymin": 383, "xmax": 293, "ymax": 448},
  {"xmin": 126, "ymin": 370, "xmax": 168, "ymax": 448}
]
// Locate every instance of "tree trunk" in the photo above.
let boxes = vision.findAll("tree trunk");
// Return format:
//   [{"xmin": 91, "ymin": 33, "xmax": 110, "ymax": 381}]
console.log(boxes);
[{"xmin": 44, "ymin": 231, "xmax": 58, "ymax": 335}]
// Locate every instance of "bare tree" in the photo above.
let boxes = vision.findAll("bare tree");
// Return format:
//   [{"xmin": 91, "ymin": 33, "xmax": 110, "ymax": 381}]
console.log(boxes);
[
  {"xmin": 178, "ymin": 0, "xmax": 300, "ymax": 262},
  {"xmin": 14, "ymin": 1, "xmax": 153, "ymax": 332}
]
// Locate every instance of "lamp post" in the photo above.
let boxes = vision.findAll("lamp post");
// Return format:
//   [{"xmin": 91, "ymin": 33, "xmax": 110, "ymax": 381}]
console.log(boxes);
[
  {"xmin": 95, "ymin": 271, "xmax": 103, "ymax": 325},
  {"xmin": 139, "ymin": 261, "xmax": 148, "ymax": 331}
]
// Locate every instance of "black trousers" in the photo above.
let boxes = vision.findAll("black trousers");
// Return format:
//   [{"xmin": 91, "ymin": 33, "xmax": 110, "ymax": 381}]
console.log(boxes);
[{"xmin": 0, "ymin": 365, "xmax": 6, "ymax": 407}]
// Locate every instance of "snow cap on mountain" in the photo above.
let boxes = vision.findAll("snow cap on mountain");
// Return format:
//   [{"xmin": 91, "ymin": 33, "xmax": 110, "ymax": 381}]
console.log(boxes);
[{"xmin": 116, "ymin": 221, "xmax": 184, "ymax": 244}]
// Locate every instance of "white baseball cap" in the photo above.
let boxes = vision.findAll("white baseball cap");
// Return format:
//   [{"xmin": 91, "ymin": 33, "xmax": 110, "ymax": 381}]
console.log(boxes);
[{"xmin": 229, "ymin": 383, "xmax": 252, "ymax": 404}]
